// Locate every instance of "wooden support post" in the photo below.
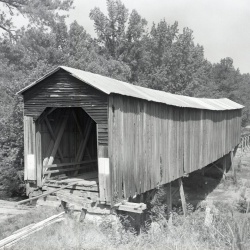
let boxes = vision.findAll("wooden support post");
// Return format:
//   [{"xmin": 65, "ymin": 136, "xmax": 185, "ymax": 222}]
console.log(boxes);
[
  {"xmin": 36, "ymin": 121, "xmax": 42, "ymax": 187},
  {"xmin": 165, "ymin": 182, "xmax": 172, "ymax": 213},
  {"xmin": 222, "ymin": 155, "xmax": 227, "ymax": 180},
  {"xmin": 201, "ymin": 168, "xmax": 205, "ymax": 176},
  {"xmin": 178, "ymin": 178, "xmax": 187, "ymax": 216},
  {"xmin": 230, "ymin": 150, "xmax": 237, "ymax": 185},
  {"xmin": 79, "ymin": 208, "xmax": 87, "ymax": 222}
]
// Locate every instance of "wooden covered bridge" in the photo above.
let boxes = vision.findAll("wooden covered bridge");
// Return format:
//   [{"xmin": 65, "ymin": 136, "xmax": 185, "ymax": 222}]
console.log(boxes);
[{"xmin": 17, "ymin": 66, "xmax": 244, "ymax": 208}]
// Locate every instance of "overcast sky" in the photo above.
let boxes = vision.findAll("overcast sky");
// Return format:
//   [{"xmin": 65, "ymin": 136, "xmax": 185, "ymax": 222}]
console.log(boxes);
[{"xmin": 68, "ymin": 0, "xmax": 249, "ymax": 74}]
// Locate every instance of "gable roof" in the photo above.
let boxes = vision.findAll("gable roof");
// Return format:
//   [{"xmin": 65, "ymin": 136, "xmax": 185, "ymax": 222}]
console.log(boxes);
[{"xmin": 17, "ymin": 66, "xmax": 244, "ymax": 111}]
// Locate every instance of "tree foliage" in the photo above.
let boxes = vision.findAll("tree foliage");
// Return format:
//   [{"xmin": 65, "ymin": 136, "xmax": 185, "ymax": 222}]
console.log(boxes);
[
  {"xmin": 0, "ymin": 0, "xmax": 250, "ymax": 196},
  {"xmin": 0, "ymin": 0, "xmax": 73, "ymax": 38}
]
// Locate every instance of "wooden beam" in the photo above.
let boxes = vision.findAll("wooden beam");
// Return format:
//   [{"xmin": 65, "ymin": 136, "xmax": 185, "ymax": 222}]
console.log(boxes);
[
  {"xmin": 72, "ymin": 110, "xmax": 83, "ymax": 137},
  {"xmin": 78, "ymin": 120, "xmax": 93, "ymax": 161},
  {"xmin": 230, "ymin": 150, "xmax": 237, "ymax": 184},
  {"xmin": 43, "ymin": 110, "xmax": 70, "ymax": 180},
  {"xmin": 35, "ymin": 121, "xmax": 42, "ymax": 187},
  {"xmin": 222, "ymin": 155, "xmax": 227, "ymax": 180},
  {"xmin": 44, "ymin": 117, "xmax": 64, "ymax": 162},
  {"xmin": 44, "ymin": 160, "xmax": 97, "ymax": 169},
  {"xmin": 72, "ymin": 110, "xmax": 93, "ymax": 161},
  {"xmin": 178, "ymin": 178, "xmax": 187, "ymax": 216},
  {"xmin": 74, "ymin": 118, "xmax": 93, "ymax": 175},
  {"xmin": 43, "ymin": 109, "xmax": 65, "ymax": 167},
  {"xmin": 37, "ymin": 107, "xmax": 56, "ymax": 124},
  {"xmin": 46, "ymin": 110, "xmax": 70, "ymax": 167},
  {"xmin": 17, "ymin": 180, "xmax": 90, "ymax": 205},
  {"xmin": 46, "ymin": 107, "xmax": 57, "ymax": 117},
  {"xmin": 211, "ymin": 162, "xmax": 224, "ymax": 175},
  {"xmin": 45, "ymin": 165, "xmax": 95, "ymax": 174},
  {"xmin": 165, "ymin": 182, "xmax": 172, "ymax": 212},
  {"xmin": 75, "ymin": 118, "xmax": 92, "ymax": 161}
]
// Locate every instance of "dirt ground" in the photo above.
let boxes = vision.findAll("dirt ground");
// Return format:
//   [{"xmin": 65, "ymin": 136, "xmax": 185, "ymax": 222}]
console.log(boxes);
[
  {"xmin": 180, "ymin": 147, "xmax": 250, "ymax": 208},
  {"xmin": 205, "ymin": 148, "xmax": 250, "ymax": 202}
]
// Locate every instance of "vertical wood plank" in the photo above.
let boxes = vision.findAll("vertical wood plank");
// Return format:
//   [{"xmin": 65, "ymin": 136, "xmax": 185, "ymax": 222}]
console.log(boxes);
[
  {"xmin": 107, "ymin": 94, "xmax": 242, "ymax": 201},
  {"xmin": 98, "ymin": 145, "xmax": 110, "ymax": 203},
  {"xmin": 108, "ymin": 95, "xmax": 114, "ymax": 205},
  {"xmin": 36, "ymin": 121, "xmax": 42, "ymax": 186},
  {"xmin": 24, "ymin": 116, "xmax": 36, "ymax": 181}
]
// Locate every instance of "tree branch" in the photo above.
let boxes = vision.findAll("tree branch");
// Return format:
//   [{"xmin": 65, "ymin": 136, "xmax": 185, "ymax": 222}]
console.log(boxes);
[{"xmin": 0, "ymin": 23, "xmax": 16, "ymax": 40}]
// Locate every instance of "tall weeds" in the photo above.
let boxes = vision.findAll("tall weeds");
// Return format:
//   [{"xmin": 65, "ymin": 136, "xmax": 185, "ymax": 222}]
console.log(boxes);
[{"xmin": 2, "ymin": 190, "xmax": 250, "ymax": 249}]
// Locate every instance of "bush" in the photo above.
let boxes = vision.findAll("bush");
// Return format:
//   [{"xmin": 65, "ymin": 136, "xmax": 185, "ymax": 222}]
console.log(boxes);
[{"xmin": 0, "ymin": 96, "xmax": 25, "ymax": 197}]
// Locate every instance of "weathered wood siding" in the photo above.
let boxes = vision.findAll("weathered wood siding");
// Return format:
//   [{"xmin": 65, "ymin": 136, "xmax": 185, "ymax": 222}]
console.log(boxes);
[
  {"xmin": 108, "ymin": 94, "xmax": 242, "ymax": 199},
  {"xmin": 23, "ymin": 69, "xmax": 108, "ymax": 146},
  {"xmin": 22, "ymin": 69, "xmax": 110, "ymax": 202}
]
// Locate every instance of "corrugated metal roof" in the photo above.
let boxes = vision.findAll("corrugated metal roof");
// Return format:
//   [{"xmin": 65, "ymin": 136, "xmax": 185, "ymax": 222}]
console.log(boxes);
[{"xmin": 17, "ymin": 66, "xmax": 244, "ymax": 111}]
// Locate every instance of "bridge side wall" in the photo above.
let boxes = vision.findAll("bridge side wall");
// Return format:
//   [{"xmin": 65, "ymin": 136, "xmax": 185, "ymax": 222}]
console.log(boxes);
[{"xmin": 108, "ymin": 94, "xmax": 242, "ymax": 199}]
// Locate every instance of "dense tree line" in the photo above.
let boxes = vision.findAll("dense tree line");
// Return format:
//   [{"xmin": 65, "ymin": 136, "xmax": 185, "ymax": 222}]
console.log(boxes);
[{"xmin": 0, "ymin": 0, "xmax": 250, "ymax": 196}]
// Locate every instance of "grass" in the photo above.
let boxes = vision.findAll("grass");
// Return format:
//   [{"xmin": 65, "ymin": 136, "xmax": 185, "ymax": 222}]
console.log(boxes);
[
  {"xmin": 2, "ymin": 161, "xmax": 250, "ymax": 249},
  {"xmin": 0, "ymin": 199, "xmax": 249, "ymax": 250},
  {"xmin": 0, "ymin": 206, "xmax": 59, "ymax": 241}
]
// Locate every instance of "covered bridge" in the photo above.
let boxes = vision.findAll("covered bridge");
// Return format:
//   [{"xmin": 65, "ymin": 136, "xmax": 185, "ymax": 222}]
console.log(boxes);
[{"xmin": 17, "ymin": 66, "xmax": 244, "ymax": 205}]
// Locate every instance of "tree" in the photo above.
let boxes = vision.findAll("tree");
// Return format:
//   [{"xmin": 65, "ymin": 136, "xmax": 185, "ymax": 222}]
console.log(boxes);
[
  {"xmin": 0, "ymin": 0, "xmax": 73, "ymax": 38},
  {"xmin": 1, "ymin": 0, "xmax": 250, "ymax": 197},
  {"xmin": 0, "ymin": 1, "xmax": 73, "ymax": 196},
  {"xmin": 90, "ymin": 0, "xmax": 128, "ymax": 59}
]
